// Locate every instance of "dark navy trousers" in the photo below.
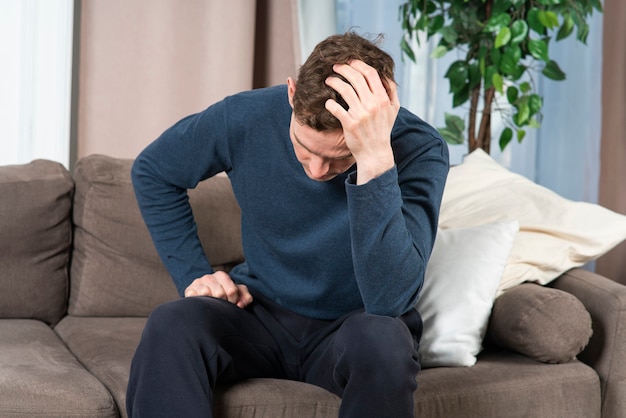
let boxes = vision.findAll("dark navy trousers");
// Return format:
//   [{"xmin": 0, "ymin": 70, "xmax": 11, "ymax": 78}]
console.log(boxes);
[{"xmin": 126, "ymin": 291, "xmax": 422, "ymax": 418}]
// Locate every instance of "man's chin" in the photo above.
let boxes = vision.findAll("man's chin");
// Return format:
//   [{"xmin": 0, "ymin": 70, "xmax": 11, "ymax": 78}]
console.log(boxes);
[{"xmin": 305, "ymin": 172, "xmax": 338, "ymax": 182}]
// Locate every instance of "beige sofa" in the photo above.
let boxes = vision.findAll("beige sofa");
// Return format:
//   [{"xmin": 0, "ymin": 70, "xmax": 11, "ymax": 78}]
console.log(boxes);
[{"xmin": 1, "ymin": 154, "xmax": 626, "ymax": 418}]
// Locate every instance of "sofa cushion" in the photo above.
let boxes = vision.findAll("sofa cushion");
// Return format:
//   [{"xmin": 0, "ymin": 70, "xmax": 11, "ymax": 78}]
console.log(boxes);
[
  {"xmin": 52, "ymin": 320, "xmax": 600, "ymax": 418},
  {"xmin": 214, "ymin": 351, "xmax": 599, "ymax": 418},
  {"xmin": 70, "ymin": 155, "xmax": 243, "ymax": 316},
  {"xmin": 487, "ymin": 283, "xmax": 593, "ymax": 363},
  {"xmin": 215, "ymin": 379, "xmax": 341, "ymax": 417},
  {"xmin": 54, "ymin": 316, "xmax": 147, "ymax": 418},
  {"xmin": 439, "ymin": 148, "xmax": 626, "ymax": 293},
  {"xmin": 0, "ymin": 319, "xmax": 116, "ymax": 417},
  {"xmin": 417, "ymin": 220, "xmax": 518, "ymax": 367},
  {"xmin": 414, "ymin": 350, "xmax": 600, "ymax": 417},
  {"xmin": 0, "ymin": 160, "xmax": 73, "ymax": 325}
]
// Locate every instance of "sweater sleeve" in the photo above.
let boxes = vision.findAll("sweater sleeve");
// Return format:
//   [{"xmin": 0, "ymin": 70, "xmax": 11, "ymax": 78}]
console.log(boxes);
[
  {"xmin": 131, "ymin": 101, "xmax": 233, "ymax": 296},
  {"xmin": 345, "ymin": 129, "xmax": 449, "ymax": 317}
]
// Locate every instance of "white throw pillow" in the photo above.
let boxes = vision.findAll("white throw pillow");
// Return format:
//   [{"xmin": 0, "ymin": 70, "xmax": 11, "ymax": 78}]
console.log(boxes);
[
  {"xmin": 417, "ymin": 220, "xmax": 519, "ymax": 368},
  {"xmin": 439, "ymin": 149, "xmax": 626, "ymax": 292}
]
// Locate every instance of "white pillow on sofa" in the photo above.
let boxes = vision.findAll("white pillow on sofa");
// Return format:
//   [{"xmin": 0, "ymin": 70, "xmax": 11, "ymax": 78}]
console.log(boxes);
[
  {"xmin": 439, "ymin": 149, "xmax": 626, "ymax": 293},
  {"xmin": 417, "ymin": 220, "xmax": 519, "ymax": 368}
]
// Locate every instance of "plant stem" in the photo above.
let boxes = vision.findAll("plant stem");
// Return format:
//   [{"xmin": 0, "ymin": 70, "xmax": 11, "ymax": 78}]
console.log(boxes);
[
  {"xmin": 477, "ymin": 86, "xmax": 495, "ymax": 153},
  {"xmin": 468, "ymin": 86, "xmax": 480, "ymax": 152},
  {"xmin": 472, "ymin": 0, "xmax": 494, "ymax": 154}
]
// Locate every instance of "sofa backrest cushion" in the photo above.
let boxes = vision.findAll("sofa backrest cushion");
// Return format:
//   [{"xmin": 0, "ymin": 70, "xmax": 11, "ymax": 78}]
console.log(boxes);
[
  {"xmin": 69, "ymin": 154, "xmax": 244, "ymax": 317},
  {"xmin": 0, "ymin": 160, "xmax": 73, "ymax": 325}
]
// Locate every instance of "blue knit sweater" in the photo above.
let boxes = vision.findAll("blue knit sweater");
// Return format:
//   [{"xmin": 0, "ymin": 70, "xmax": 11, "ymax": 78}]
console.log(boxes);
[{"xmin": 132, "ymin": 85, "xmax": 449, "ymax": 320}]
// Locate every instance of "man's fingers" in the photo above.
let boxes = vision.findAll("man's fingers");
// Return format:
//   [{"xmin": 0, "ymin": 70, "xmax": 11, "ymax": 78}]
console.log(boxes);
[
  {"xmin": 386, "ymin": 79, "xmax": 400, "ymax": 111},
  {"xmin": 212, "ymin": 271, "xmax": 241, "ymax": 304},
  {"xmin": 184, "ymin": 283, "xmax": 211, "ymax": 297},
  {"xmin": 184, "ymin": 273, "xmax": 253, "ymax": 309},
  {"xmin": 184, "ymin": 287, "xmax": 198, "ymax": 297},
  {"xmin": 324, "ymin": 98, "xmax": 348, "ymax": 120},
  {"xmin": 333, "ymin": 61, "xmax": 388, "ymax": 99},
  {"xmin": 325, "ymin": 75, "xmax": 359, "ymax": 107},
  {"xmin": 235, "ymin": 284, "xmax": 254, "ymax": 308}
]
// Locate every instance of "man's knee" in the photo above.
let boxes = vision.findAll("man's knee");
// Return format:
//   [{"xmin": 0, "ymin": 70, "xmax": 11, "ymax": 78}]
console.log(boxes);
[
  {"xmin": 142, "ymin": 297, "xmax": 224, "ymax": 346},
  {"xmin": 337, "ymin": 313, "xmax": 420, "ymax": 373}
]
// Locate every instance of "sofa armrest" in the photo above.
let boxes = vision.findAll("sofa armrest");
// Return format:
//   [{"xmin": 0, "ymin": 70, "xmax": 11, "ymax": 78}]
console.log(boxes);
[{"xmin": 552, "ymin": 268, "xmax": 626, "ymax": 418}]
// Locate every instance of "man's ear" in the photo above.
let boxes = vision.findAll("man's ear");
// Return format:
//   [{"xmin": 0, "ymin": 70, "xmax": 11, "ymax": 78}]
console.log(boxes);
[{"xmin": 287, "ymin": 77, "xmax": 296, "ymax": 108}]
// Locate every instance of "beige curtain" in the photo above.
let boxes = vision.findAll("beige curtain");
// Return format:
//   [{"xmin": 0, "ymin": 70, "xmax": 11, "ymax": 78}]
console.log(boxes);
[
  {"xmin": 596, "ymin": 0, "xmax": 626, "ymax": 285},
  {"xmin": 75, "ymin": 0, "xmax": 300, "ymax": 161}
]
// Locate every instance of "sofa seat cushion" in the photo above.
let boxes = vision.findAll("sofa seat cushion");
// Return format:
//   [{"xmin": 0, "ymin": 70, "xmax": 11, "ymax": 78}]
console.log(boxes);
[
  {"xmin": 217, "ymin": 352, "xmax": 599, "ymax": 418},
  {"xmin": 215, "ymin": 379, "xmax": 341, "ymax": 417},
  {"xmin": 54, "ymin": 314, "xmax": 601, "ymax": 418},
  {"xmin": 415, "ymin": 350, "xmax": 600, "ymax": 418},
  {"xmin": 0, "ymin": 319, "xmax": 116, "ymax": 418},
  {"xmin": 54, "ymin": 316, "xmax": 147, "ymax": 418},
  {"xmin": 200, "ymin": 351, "xmax": 600, "ymax": 418}
]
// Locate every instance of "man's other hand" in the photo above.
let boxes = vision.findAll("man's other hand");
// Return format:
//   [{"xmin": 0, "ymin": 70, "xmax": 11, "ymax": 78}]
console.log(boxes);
[{"xmin": 184, "ymin": 271, "xmax": 253, "ymax": 309}]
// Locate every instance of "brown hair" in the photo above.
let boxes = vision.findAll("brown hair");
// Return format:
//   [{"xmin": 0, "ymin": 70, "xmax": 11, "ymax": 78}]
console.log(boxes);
[{"xmin": 292, "ymin": 31, "xmax": 395, "ymax": 131}]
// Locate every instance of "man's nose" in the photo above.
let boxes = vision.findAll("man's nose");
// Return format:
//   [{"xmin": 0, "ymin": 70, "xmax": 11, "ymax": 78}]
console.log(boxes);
[{"xmin": 308, "ymin": 156, "xmax": 330, "ymax": 179}]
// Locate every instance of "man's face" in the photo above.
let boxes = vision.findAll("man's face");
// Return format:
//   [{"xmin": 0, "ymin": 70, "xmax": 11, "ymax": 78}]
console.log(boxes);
[{"xmin": 289, "ymin": 114, "xmax": 356, "ymax": 181}]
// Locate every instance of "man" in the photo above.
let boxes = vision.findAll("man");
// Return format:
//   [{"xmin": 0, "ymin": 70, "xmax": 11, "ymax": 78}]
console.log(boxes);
[{"xmin": 127, "ymin": 32, "xmax": 449, "ymax": 417}]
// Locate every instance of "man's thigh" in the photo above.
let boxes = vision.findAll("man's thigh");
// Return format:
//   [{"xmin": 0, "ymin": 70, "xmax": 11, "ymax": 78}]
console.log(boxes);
[
  {"xmin": 299, "ymin": 309, "xmax": 422, "ymax": 395},
  {"xmin": 147, "ymin": 295, "xmax": 291, "ymax": 384}
]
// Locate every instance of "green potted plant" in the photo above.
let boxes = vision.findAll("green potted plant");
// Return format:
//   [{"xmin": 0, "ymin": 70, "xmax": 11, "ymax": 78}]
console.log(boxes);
[{"xmin": 399, "ymin": 0, "xmax": 602, "ymax": 154}]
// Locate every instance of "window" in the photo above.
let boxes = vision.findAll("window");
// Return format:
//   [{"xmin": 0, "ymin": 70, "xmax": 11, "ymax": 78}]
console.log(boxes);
[{"xmin": 0, "ymin": 0, "xmax": 74, "ymax": 167}]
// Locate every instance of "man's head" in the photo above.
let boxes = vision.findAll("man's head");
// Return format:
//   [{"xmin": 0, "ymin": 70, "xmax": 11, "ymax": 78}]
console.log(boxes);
[
  {"xmin": 289, "ymin": 32, "xmax": 395, "ymax": 131},
  {"xmin": 286, "ymin": 32, "xmax": 396, "ymax": 181}
]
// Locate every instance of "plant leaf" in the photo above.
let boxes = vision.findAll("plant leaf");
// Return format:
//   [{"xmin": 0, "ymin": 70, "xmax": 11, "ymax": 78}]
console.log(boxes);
[
  {"xmin": 516, "ymin": 102, "xmax": 531, "ymax": 125},
  {"xmin": 490, "ymin": 48, "xmax": 502, "ymax": 67},
  {"xmin": 527, "ymin": 8, "xmax": 545, "ymax": 34},
  {"xmin": 452, "ymin": 84, "xmax": 470, "ymax": 107},
  {"xmin": 576, "ymin": 21, "xmax": 590, "ymax": 44},
  {"xmin": 502, "ymin": 44, "xmax": 522, "ymax": 65},
  {"xmin": 493, "ymin": 0, "xmax": 515, "ymax": 15},
  {"xmin": 445, "ymin": 60, "xmax": 469, "ymax": 93},
  {"xmin": 528, "ymin": 39, "xmax": 549, "ymax": 62},
  {"xmin": 538, "ymin": 10, "xmax": 559, "ymax": 29},
  {"xmin": 468, "ymin": 63, "xmax": 481, "ymax": 89},
  {"xmin": 506, "ymin": 86, "xmax": 519, "ymax": 104},
  {"xmin": 499, "ymin": 54, "xmax": 517, "ymax": 76},
  {"xmin": 439, "ymin": 26, "xmax": 458, "ymax": 45},
  {"xmin": 542, "ymin": 60, "xmax": 566, "ymax": 80},
  {"xmin": 400, "ymin": 38, "xmax": 416, "ymax": 62},
  {"xmin": 519, "ymin": 81, "xmax": 531, "ymax": 93},
  {"xmin": 510, "ymin": 20, "xmax": 528, "ymax": 44},
  {"xmin": 429, "ymin": 14, "xmax": 445, "ymax": 36},
  {"xmin": 528, "ymin": 94, "xmax": 543, "ymax": 115},
  {"xmin": 557, "ymin": 15, "xmax": 574, "ymax": 41},
  {"xmin": 484, "ymin": 65, "xmax": 497, "ymax": 89},
  {"xmin": 484, "ymin": 13, "xmax": 511, "ymax": 32},
  {"xmin": 499, "ymin": 127, "xmax": 513, "ymax": 150},
  {"xmin": 444, "ymin": 112, "xmax": 465, "ymax": 135},
  {"xmin": 536, "ymin": 0, "xmax": 561, "ymax": 5},
  {"xmin": 590, "ymin": 0, "xmax": 603, "ymax": 12},
  {"xmin": 438, "ymin": 127, "xmax": 465, "ymax": 145},
  {"xmin": 431, "ymin": 45, "xmax": 448, "ymax": 58},
  {"xmin": 495, "ymin": 27, "xmax": 511, "ymax": 48},
  {"xmin": 492, "ymin": 72, "xmax": 504, "ymax": 94}
]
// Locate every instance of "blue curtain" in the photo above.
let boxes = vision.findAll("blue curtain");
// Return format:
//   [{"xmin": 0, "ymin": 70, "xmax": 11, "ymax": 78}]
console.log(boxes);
[{"xmin": 332, "ymin": 0, "xmax": 603, "ymax": 204}]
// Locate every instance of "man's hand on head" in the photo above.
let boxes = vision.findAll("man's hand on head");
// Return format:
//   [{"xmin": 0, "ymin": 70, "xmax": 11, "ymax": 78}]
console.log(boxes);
[
  {"xmin": 324, "ymin": 60, "xmax": 400, "ymax": 185},
  {"xmin": 184, "ymin": 271, "xmax": 253, "ymax": 309}
]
